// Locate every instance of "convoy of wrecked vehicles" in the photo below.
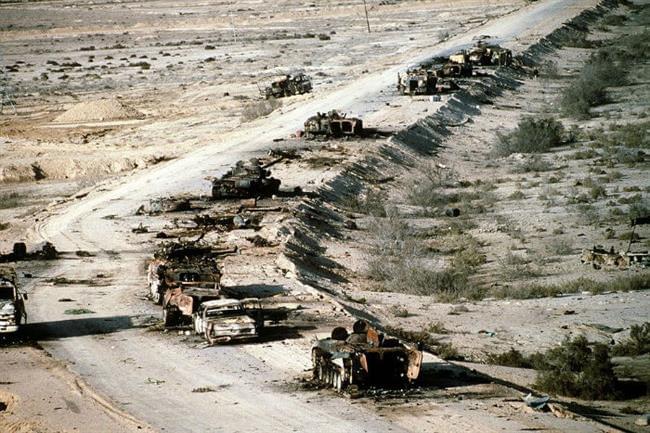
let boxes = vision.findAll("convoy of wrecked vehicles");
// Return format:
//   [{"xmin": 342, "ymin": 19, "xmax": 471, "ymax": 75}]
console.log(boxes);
[{"xmin": 3, "ymin": 40, "xmax": 550, "ymax": 392}]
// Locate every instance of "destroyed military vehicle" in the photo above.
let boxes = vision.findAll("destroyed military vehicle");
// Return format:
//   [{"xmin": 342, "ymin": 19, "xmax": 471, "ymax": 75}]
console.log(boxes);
[
  {"xmin": 262, "ymin": 74, "xmax": 312, "ymax": 99},
  {"xmin": 147, "ymin": 241, "xmax": 222, "ymax": 305},
  {"xmin": 303, "ymin": 110, "xmax": 363, "ymax": 139},
  {"xmin": 397, "ymin": 69, "xmax": 438, "ymax": 95},
  {"xmin": 434, "ymin": 62, "xmax": 473, "ymax": 78},
  {"xmin": 193, "ymin": 298, "xmax": 262, "ymax": 344},
  {"xmin": 312, "ymin": 320, "xmax": 423, "ymax": 391},
  {"xmin": 0, "ymin": 266, "xmax": 27, "ymax": 334},
  {"xmin": 211, "ymin": 159, "xmax": 281, "ymax": 200},
  {"xmin": 448, "ymin": 42, "xmax": 513, "ymax": 68}
]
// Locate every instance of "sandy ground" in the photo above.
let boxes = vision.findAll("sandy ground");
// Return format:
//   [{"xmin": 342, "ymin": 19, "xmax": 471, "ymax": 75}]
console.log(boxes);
[{"xmin": 2, "ymin": 0, "xmax": 648, "ymax": 432}]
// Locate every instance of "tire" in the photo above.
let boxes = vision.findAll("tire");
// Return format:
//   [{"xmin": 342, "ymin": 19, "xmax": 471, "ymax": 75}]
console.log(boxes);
[
  {"xmin": 334, "ymin": 371, "xmax": 342, "ymax": 392},
  {"xmin": 163, "ymin": 308, "xmax": 179, "ymax": 327},
  {"xmin": 152, "ymin": 290, "xmax": 161, "ymax": 305}
]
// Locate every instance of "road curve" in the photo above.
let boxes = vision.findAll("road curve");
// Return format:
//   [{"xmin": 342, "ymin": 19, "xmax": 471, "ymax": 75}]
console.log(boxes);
[{"xmin": 26, "ymin": 1, "xmax": 601, "ymax": 432}]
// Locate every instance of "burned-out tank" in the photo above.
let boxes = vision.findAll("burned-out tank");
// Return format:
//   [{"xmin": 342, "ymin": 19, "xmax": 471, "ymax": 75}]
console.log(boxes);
[
  {"xmin": 211, "ymin": 159, "xmax": 281, "ymax": 200},
  {"xmin": 303, "ymin": 110, "xmax": 363, "ymax": 139},
  {"xmin": 397, "ymin": 69, "xmax": 438, "ymax": 95},
  {"xmin": 262, "ymin": 74, "xmax": 312, "ymax": 99},
  {"xmin": 312, "ymin": 320, "xmax": 423, "ymax": 391}
]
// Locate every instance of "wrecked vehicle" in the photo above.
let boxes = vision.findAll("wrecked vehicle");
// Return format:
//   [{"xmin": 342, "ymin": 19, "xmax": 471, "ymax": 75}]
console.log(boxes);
[
  {"xmin": 147, "ymin": 241, "xmax": 222, "ymax": 304},
  {"xmin": 0, "ymin": 241, "xmax": 57, "ymax": 263},
  {"xmin": 449, "ymin": 42, "xmax": 513, "ymax": 67},
  {"xmin": 211, "ymin": 159, "xmax": 281, "ymax": 200},
  {"xmin": 162, "ymin": 281, "xmax": 222, "ymax": 327},
  {"xmin": 303, "ymin": 110, "xmax": 363, "ymax": 139},
  {"xmin": 0, "ymin": 266, "xmax": 27, "ymax": 334},
  {"xmin": 262, "ymin": 74, "xmax": 312, "ymax": 99},
  {"xmin": 397, "ymin": 69, "xmax": 438, "ymax": 95},
  {"xmin": 434, "ymin": 62, "xmax": 473, "ymax": 78},
  {"xmin": 192, "ymin": 298, "xmax": 260, "ymax": 344},
  {"xmin": 311, "ymin": 320, "xmax": 423, "ymax": 391},
  {"xmin": 580, "ymin": 246, "xmax": 649, "ymax": 270}
]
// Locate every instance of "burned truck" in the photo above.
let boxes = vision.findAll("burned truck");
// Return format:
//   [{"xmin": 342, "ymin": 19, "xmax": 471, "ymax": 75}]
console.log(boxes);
[
  {"xmin": 448, "ymin": 42, "xmax": 513, "ymax": 68},
  {"xmin": 312, "ymin": 320, "xmax": 423, "ymax": 391},
  {"xmin": 192, "ymin": 298, "xmax": 261, "ymax": 344},
  {"xmin": 147, "ymin": 241, "xmax": 222, "ymax": 305},
  {"xmin": 303, "ymin": 110, "xmax": 363, "ymax": 139},
  {"xmin": 0, "ymin": 266, "xmax": 27, "ymax": 334},
  {"xmin": 211, "ymin": 159, "xmax": 281, "ymax": 200},
  {"xmin": 262, "ymin": 74, "xmax": 312, "ymax": 99}
]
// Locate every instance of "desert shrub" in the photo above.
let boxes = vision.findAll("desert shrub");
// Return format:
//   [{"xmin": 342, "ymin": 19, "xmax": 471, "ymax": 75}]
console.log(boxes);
[
  {"xmin": 508, "ymin": 190, "xmax": 526, "ymax": 200},
  {"xmin": 535, "ymin": 336, "xmax": 619, "ymax": 400},
  {"xmin": 427, "ymin": 321, "xmax": 449, "ymax": 334},
  {"xmin": 389, "ymin": 305, "xmax": 410, "ymax": 318},
  {"xmin": 436, "ymin": 342, "xmax": 463, "ymax": 360},
  {"xmin": 561, "ymin": 53, "xmax": 627, "ymax": 119},
  {"xmin": 602, "ymin": 14, "xmax": 626, "ymax": 26},
  {"xmin": 612, "ymin": 323, "xmax": 650, "ymax": 357},
  {"xmin": 486, "ymin": 348, "xmax": 545, "ymax": 369},
  {"xmin": 547, "ymin": 238, "xmax": 573, "ymax": 255},
  {"xmin": 513, "ymin": 155, "xmax": 555, "ymax": 173},
  {"xmin": 240, "ymin": 97, "xmax": 282, "ymax": 121},
  {"xmin": 0, "ymin": 192, "xmax": 21, "ymax": 209},
  {"xmin": 495, "ymin": 117, "xmax": 564, "ymax": 156}
]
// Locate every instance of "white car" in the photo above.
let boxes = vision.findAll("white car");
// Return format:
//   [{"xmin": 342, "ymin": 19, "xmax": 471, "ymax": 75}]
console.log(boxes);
[{"xmin": 193, "ymin": 299, "xmax": 258, "ymax": 344}]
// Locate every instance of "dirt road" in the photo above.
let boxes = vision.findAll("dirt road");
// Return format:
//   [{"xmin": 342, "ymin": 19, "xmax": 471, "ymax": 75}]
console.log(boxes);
[{"xmin": 20, "ymin": 1, "xmax": 606, "ymax": 432}]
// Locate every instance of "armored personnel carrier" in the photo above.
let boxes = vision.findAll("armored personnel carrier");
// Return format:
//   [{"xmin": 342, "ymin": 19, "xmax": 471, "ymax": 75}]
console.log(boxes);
[
  {"xmin": 303, "ymin": 110, "xmax": 363, "ymax": 139},
  {"xmin": 211, "ymin": 159, "xmax": 281, "ymax": 200},
  {"xmin": 312, "ymin": 320, "xmax": 423, "ymax": 391},
  {"xmin": 262, "ymin": 74, "xmax": 312, "ymax": 99}
]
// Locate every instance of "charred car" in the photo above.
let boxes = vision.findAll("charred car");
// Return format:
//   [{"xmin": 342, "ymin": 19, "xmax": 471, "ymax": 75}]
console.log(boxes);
[
  {"xmin": 303, "ymin": 110, "xmax": 363, "ymax": 139},
  {"xmin": 192, "ymin": 298, "xmax": 261, "ymax": 344},
  {"xmin": 262, "ymin": 74, "xmax": 312, "ymax": 99},
  {"xmin": 397, "ymin": 69, "xmax": 438, "ymax": 95},
  {"xmin": 312, "ymin": 320, "xmax": 423, "ymax": 391},
  {"xmin": 211, "ymin": 159, "xmax": 281, "ymax": 200},
  {"xmin": 0, "ymin": 266, "xmax": 27, "ymax": 334}
]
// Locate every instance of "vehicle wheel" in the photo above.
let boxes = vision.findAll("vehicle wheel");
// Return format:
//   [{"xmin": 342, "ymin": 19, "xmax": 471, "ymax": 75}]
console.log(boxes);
[
  {"xmin": 163, "ymin": 308, "xmax": 178, "ymax": 327},
  {"xmin": 334, "ymin": 371, "xmax": 342, "ymax": 392},
  {"xmin": 152, "ymin": 290, "xmax": 161, "ymax": 305}
]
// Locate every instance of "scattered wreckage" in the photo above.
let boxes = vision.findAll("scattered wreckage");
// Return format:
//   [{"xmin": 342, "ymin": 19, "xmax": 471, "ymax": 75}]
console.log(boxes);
[
  {"xmin": 0, "ymin": 265, "xmax": 27, "ymax": 334},
  {"xmin": 0, "ymin": 241, "xmax": 57, "ymax": 263},
  {"xmin": 581, "ymin": 217, "xmax": 650, "ymax": 270},
  {"xmin": 397, "ymin": 69, "xmax": 460, "ymax": 95},
  {"xmin": 449, "ymin": 41, "xmax": 513, "ymax": 67},
  {"xmin": 211, "ymin": 158, "xmax": 281, "ymax": 200},
  {"xmin": 312, "ymin": 320, "xmax": 423, "ymax": 391},
  {"xmin": 303, "ymin": 110, "xmax": 363, "ymax": 139},
  {"xmin": 261, "ymin": 74, "xmax": 312, "ymax": 99}
]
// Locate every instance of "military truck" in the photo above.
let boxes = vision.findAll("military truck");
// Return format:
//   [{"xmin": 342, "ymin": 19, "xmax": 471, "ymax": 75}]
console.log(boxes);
[
  {"xmin": 262, "ymin": 74, "xmax": 312, "ymax": 99},
  {"xmin": 397, "ymin": 69, "xmax": 438, "ymax": 95},
  {"xmin": 211, "ymin": 159, "xmax": 281, "ymax": 200},
  {"xmin": 147, "ymin": 241, "xmax": 222, "ymax": 304},
  {"xmin": 303, "ymin": 110, "xmax": 363, "ymax": 139},
  {"xmin": 192, "ymin": 298, "xmax": 261, "ymax": 344},
  {"xmin": 0, "ymin": 265, "xmax": 27, "ymax": 334},
  {"xmin": 312, "ymin": 320, "xmax": 423, "ymax": 391}
]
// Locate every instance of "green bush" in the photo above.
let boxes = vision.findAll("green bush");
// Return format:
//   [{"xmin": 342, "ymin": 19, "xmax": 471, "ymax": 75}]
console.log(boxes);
[
  {"xmin": 612, "ymin": 323, "xmax": 650, "ymax": 357},
  {"xmin": 495, "ymin": 117, "xmax": 564, "ymax": 156},
  {"xmin": 535, "ymin": 336, "xmax": 619, "ymax": 400}
]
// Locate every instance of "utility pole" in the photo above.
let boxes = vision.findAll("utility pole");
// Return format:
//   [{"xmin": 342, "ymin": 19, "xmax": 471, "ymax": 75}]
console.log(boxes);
[{"xmin": 362, "ymin": 0, "xmax": 371, "ymax": 33}]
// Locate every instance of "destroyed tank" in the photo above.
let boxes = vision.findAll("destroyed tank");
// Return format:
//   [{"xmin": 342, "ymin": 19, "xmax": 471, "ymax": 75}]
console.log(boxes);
[
  {"xmin": 312, "ymin": 320, "xmax": 423, "ymax": 391},
  {"xmin": 303, "ymin": 110, "xmax": 363, "ymax": 139},
  {"xmin": 211, "ymin": 159, "xmax": 281, "ymax": 200},
  {"xmin": 263, "ymin": 74, "xmax": 312, "ymax": 99},
  {"xmin": 397, "ymin": 69, "xmax": 438, "ymax": 95}
]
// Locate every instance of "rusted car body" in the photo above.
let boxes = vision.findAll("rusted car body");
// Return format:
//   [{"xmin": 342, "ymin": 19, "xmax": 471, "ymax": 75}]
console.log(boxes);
[
  {"xmin": 312, "ymin": 320, "xmax": 423, "ymax": 391},
  {"xmin": 192, "ymin": 298, "xmax": 259, "ymax": 344},
  {"xmin": 0, "ymin": 265, "xmax": 27, "ymax": 333},
  {"xmin": 162, "ymin": 282, "xmax": 222, "ymax": 327},
  {"xmin": 304, "ymin": 110, "xmax": 363, "ymax": 139},
  {"xmin": 262, "ymin": 74, "xmax": 312, "ymax": 99},
  {"xmin": 211, "ymin": 159, "xmax": 281, "ymax": 200}
]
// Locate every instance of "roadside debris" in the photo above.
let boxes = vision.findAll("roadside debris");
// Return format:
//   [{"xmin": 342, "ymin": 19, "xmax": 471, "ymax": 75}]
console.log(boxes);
[
  {"xmin": 260, "ymin": 74, "xmax": 312, "ymax": 99},
  {"xmin": 311, "ymin": 319, "xmax": 423, "ymax": 392},
  {"xmin": 397, "ymin": 68, "xmax": 460, "ymax": 95},
  {"xmin": 0, "ymin": 265, "xmax": 27, "ymax": 334},
  {"xmin": 523, "ymin": 393, "xmax": 550, "ymax": 410},
  {"xmin": 303, "ymin": 110, "xmax": 363, "ymax": 139},
  {"xmin": 0, "ymin": 241, "xmax": 58, "ymax": 262},
  {"xmin": 581, "ymin": 246, "xmax": 649, "ymax": 270},
  {"xmin": 192, "ymin": 298, "xmax": 261, "ymax": 344}
]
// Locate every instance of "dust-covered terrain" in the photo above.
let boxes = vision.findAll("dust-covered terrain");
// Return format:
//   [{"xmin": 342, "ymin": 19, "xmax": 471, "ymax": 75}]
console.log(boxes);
[{"xmin": 1, "ymin": 0, "xmax": 649, "ymax": 432}]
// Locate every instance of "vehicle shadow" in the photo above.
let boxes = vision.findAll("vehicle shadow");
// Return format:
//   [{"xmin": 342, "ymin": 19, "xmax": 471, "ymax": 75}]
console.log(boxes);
[
  {"xmin": 224, "ymin": 284, "xmax": 287, "ymax": 298},
  {"xmin": 417, "ymin": 360, "xmax": 491, "ymax": 389},
  {"xmin": 256, "ymin": 324, "xmax": 317, "ymax": 344},
  {"xmin": 17, "ymin": 315, "xmax": 137, "ymax": 341}
]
